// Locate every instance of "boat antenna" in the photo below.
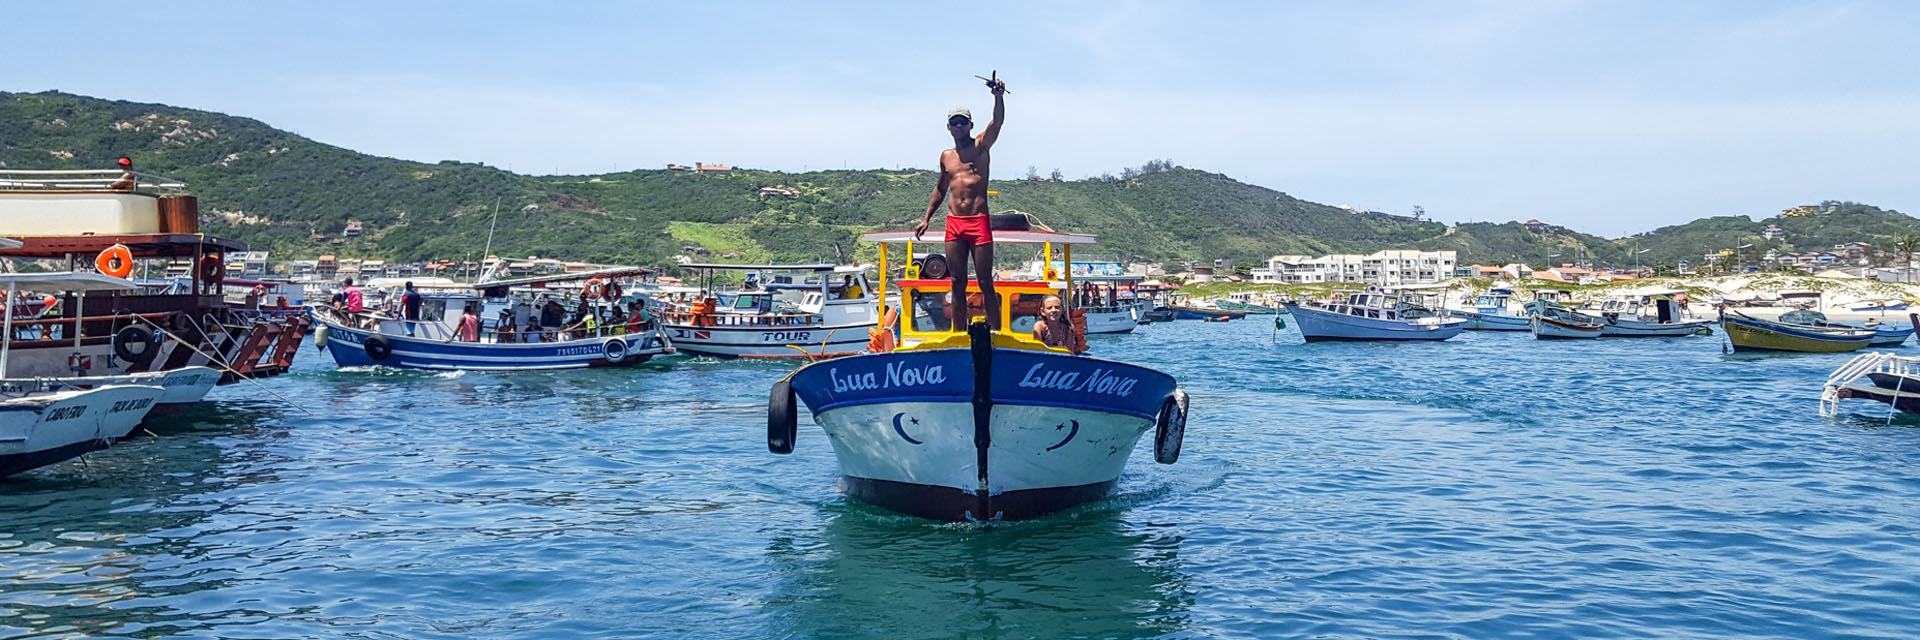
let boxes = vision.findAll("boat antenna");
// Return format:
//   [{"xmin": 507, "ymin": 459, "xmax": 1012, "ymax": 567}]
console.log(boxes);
[{"xmin": 480, "ymin": 197, "xmax": 502, "ymax": 271}]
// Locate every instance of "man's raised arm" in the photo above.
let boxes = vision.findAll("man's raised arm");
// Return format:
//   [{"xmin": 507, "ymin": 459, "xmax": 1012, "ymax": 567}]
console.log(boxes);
[{"xmin": 979, "ymin": 80, "xmax": 1006, "ymax": 149}]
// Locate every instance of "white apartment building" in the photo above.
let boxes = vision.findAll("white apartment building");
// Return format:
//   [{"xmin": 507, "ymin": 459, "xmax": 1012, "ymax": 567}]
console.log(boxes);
[{"xmin": 1250, "ymin": 250, "xmax": 1457, "ymax": 285}]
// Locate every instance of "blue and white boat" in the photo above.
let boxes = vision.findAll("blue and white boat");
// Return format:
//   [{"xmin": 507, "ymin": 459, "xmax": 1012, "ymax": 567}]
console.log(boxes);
[
  {"xmin": 1774, "ymin": 309, "xmax": 1913, "ymax": 347},
  {"xmin": 313, "ymin": 267, "xmax": 674, "ymax": 371},
  {"xmin": 770, "ymin": 229, "xmax": 1189, "ymax": 521},
  {"xmin": 1282, "ymin": 285, "xmax": 1467, "ymax": 342},
  {"xmin": 1455, "ymin": 288, "xmax": 1529, "ymax": 331}
]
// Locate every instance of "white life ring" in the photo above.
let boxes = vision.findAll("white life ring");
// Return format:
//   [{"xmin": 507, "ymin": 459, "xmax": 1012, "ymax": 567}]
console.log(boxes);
[{"xmin": 603, "ymin": 337, "xmax": 628, "ymax": 362}]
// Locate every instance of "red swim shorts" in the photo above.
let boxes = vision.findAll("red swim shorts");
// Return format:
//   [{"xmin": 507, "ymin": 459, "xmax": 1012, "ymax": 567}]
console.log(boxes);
[{"xmin": 944, "ymin": 214, "xmax": 993, "ymax": 245}]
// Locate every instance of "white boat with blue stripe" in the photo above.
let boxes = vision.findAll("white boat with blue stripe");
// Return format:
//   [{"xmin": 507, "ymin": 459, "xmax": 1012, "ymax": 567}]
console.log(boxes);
[
  {"xmin": 313, "ymin": 267, "xmax": 673, "ymax": 371},
  {"xmin": 1456, "ymin": 288, "xmax": 1530, "ymax": 331},
  {"xmin": 1283, "ymin": 285, "xmax": 1467, "ymax": 342}
]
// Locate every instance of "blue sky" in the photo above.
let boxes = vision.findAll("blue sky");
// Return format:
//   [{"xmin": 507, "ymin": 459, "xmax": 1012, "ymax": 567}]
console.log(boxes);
[{"xmin": 4, "ymin": 1, "xmax": 1916, "ymax": 236}]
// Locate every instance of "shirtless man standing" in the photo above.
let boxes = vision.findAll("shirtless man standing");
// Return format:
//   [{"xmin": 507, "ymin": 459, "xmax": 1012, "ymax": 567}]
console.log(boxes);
[{"xmin": 914, "ymin": 75, "xmax": 1007, "ymax": 331}]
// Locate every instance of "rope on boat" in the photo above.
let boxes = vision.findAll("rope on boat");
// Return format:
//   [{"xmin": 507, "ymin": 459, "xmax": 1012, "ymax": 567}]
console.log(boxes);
[{"xmin": 129, "ymin": 314, "xmax": 314, "ymax": 416}]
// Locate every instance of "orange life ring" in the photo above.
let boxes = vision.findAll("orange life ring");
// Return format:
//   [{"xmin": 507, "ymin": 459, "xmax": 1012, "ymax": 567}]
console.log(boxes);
[
  {"xmin": 603, "ymin": 281, "xmax": 623, "ymax": 302},
  {"xmin": 584, "ymin": 278, "xmax": 605, "ymax": 299},
  {"xmin": 198, "ymin": 255, "xmax": 225, "ymax": 282},
  {"xmin": 96, "ymin": 244, "xmax": 134, "ymax": 278},
  {"xmin": 251, "ymin": 284, "xmax": 267, "ymax": 297}
]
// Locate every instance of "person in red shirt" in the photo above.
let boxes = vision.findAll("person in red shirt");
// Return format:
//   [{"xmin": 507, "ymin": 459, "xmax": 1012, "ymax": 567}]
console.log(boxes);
[{"xmin": 447, "ymin": 305, "xmax": 481, "ymax": 343}]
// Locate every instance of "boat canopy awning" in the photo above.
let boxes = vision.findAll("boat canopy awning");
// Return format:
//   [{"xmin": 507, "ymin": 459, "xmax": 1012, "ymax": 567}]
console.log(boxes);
[
  {"xmin": 0, "ymin": 233, "xmax": 247, "ymax": 258},
  {"xmin": 0, "ymin": 271, "xmax": 140, "ymax": 292},
  {"xmin": 861, "ymin": 229, "xmax": 1097, "ymax": 245},
  {"xmin": 675, "ymin": 262, "xmax": 860, "ymax": 273},
  {"xmin": 475, "ymin": 266, "xmax": 651, "ymax": 289}
]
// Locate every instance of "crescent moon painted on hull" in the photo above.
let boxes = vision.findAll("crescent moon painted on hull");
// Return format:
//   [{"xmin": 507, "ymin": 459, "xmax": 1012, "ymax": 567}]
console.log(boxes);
[
  {"xmin": 892, "ymin": 412, "xmax": 923, "ymax": 445},
  {"xmin": 1046, "ymin": 420, "xmax": 1079, "ymax": 451}
]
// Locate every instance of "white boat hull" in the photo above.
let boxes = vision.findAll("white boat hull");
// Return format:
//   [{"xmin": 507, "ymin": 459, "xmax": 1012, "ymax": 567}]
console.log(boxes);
[
  {"xmin": 1531, "ymin": 315, "xmax": 1603, "ymax": 339},
  {"xmin": 1283, "ymin": 303, "xmax": 1467, "ymax": 342},
  {"xmin": 1596, "ymin": 318, "xmax": 1713, "ymax": 337},
  {"xmin": 1083, "ymin": 308, "xmax": 1140, "ymax": 334},
  {"xmin": 0, "ymin": 366, "xmax": 220, "ymax": 410},
  {"xmin": 664, "ymin": 321, "xmax": 874, "ymax": 358},
  {"xmin": 0, "ymin": 384, "xmax": 164, "ymax": 477},
  {"xmin": 1457, "ymin": 310, "xmax": 1531, "ymax": 331}
]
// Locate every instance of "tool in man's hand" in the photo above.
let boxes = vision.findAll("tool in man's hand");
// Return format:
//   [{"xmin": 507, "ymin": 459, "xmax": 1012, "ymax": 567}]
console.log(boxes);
[{"xmin": 974, "ymin": 70, "xmax": 1008, "ymax": 94}]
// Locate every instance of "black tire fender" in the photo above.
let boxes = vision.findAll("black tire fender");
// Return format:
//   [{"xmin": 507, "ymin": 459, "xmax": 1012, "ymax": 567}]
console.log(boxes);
[
  {"xmin": 364, "ymin": 335, "xmax": 394, "ymax": 361},
  {"xmin": 1154, "ymin": 389, "xmax": 1189, "ymax": 464},
  {"xmin": 112, "ymin": 325, "xmax": 156, "ymax": 366},
  {"xmin": 768, "ymin": 378, "xmax": 797, "ymax": 454},
  {"xmin": 603, "ymin": 337, "xmax": 628, "ymax": 362}
]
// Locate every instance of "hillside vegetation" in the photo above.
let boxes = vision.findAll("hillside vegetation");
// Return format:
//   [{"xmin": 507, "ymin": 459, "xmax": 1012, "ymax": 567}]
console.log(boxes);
[{"xmin": 3, "ymin": 90, "xmax": 1914, "ymax": 271}]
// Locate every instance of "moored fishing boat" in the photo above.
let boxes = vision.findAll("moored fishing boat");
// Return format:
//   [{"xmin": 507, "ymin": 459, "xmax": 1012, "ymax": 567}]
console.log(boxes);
[
  {"xmin": 660, "ymin": 263, "xmax": 878, "ymax": 358},
  {"xmin": 1765, "ymin": 309, "xmax": 1913, "ymax": 347},
  {"xmin": 1590, "ymin": 290, "xmax": 1713, "ymax": 337},
  {"xmin": 1721, "ymin": 310, "xmax": 1873, "ymax": 353},
  {"xmin": 1456, "ymin": 288, "xmax": 1529, "ymax": 331},
  {"xmin": 770, "ymin": 229, "xmax": 1189, "ymax": 521},
  {"xmin": 1526, "ymin": 298, "xmax": 1603, "ymax": 339},
  {"xmin": 1282, "ymin": 285, "xmax": 1466, "ymax": 342},
  {"xmin": 312, "ymin": 267, "xmax": 673, "ymax": 370}
]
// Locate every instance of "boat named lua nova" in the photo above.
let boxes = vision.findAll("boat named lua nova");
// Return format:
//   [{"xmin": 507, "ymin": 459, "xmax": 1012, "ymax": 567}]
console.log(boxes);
[
  {"xmin": 660, "ymin": 263, "xmax": 878, "ymax": 358},
  {"xmin": 1282, "ymin": 284, "xmax": 1467, "ymax": 341},
  {"xmin": 770, "ymin": 229, "xmax": 1189, "ymax": 521}
]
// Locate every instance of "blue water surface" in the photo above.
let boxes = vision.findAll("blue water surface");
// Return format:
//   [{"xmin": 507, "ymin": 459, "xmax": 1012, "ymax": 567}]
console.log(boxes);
[{"xmin": 4, "ymin": 321, "xmax": 1920, "ymax": 639}]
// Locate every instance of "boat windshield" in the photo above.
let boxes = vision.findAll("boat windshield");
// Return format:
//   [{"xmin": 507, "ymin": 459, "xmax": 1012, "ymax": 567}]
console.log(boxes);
[{"xmin": 1780, "ymin": 309, "xmax": 1829, "ymax": 325}]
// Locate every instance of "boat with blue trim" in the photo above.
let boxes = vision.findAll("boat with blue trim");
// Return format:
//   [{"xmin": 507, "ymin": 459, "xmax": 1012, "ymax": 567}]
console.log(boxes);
[
  {"xmin": 1281, "ymin": 284, "xmax": 1467, "ymax": 342},
  {"xmin": 312, "ymin": 266, "xmax": 674, "ymax": 370},
  {"xmin": 1455, "ymin": 288, "xmax": 1530, "ymax": 331},
  {"xmin": 770, "ymin": 229, "xmax": 1189, "ymax": 521}
]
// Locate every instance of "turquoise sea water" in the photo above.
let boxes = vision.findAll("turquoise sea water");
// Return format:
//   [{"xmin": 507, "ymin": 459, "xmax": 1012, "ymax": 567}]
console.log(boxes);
[{"xmin": 5, "ymin": 320, "xmax": 1920, "ymax": 639}]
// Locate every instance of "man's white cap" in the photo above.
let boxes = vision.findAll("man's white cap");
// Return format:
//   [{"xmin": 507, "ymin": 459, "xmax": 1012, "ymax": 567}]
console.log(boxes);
[{"xmin": 948, "ymin": 107, "xmax": 972, "ymax": 120}]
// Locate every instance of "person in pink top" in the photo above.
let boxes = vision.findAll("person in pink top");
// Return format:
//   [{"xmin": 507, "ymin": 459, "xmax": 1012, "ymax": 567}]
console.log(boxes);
[
  {"xmin": 343, "ymin": 278, "xmax": 365, "ymax": 312},
  {"xmin": 447, "ymin": 305, "xmax": 481, "ymax": 343}
]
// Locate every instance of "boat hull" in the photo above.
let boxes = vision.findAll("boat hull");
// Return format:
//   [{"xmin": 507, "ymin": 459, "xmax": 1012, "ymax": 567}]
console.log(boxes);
[
  {"xmin": 0, "ymin": 366, "xmax": 220, "ymax": 411},
  {"xmin": 0, "ymin": 384, "xmax": 163, "ymax": 477},
  {"xmin": 788, "ymin": 345, "xmax": 1179, "ymax": 521},
  {"xmin": 1283, "ymin": 303, "xmax": 1467, "ymax": 342},
  {"xmin": 663, "ymin": 321, "xmax": 873, "ymax": 358},
  {"xmin": 1083, "ymin": 309, "xmax": 1139, "ymax": 334},
  {"xmin": 320, "ymin": 320, "xmax": 672, "ymax": 370},
  {"xmin": 1457, "ymin": 310, "xmax": 1531, "ymax": 331},
  {"xmin": 1722, "ymin": 315, "xmax": 1872, "ymax": 353},
  {"xmin": 1170, "ymin": 306, "xmax": 1247, "ymax": 320},
  {"xmin": 1595, "ymin": 318, "xmax": 1713, "ymax": 337},
  {"xmin": 1531, "ymin": 315, "xmax": 1603, "ymax": 339}
]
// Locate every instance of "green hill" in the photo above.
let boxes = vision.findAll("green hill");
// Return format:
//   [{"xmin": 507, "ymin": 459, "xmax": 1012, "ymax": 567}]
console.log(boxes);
[
  {"xmin": 3, "ymin": 90, "xmax": 1913, "ymax": 272},
  {"xmin": 0, "ymin": 90, "xmax": 1450, "ymax": 268}
]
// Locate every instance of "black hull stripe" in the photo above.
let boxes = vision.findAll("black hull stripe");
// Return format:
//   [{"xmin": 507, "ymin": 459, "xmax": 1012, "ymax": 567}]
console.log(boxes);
[
  {"xmin": 841, "ymin": 476, "xmax": 1120, "ymax": 521},
  {"xmin": 0, "ymin": 439, "xmax": 111, "ymax": 478}
]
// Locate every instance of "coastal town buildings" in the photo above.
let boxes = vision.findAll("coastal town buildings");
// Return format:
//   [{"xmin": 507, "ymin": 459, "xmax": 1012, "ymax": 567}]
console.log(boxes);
[{"xmin": 1251, "ymin": 250, "xmax": 1457, "ymax": 286}]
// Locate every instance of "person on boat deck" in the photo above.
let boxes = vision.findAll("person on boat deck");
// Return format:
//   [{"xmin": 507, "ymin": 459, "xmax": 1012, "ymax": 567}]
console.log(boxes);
[
  {"xmin": 522, "ymin": 317, "xmax": 542, "ymax": 343},
  {"xmin": 448, "ymin": 305, "xmax": 481, "ymax": 343},
  {"xmin": 400, "ymin": 281, "xmax": 423, "ymax": 337},
  {"xmin": 840, "ymin": 275, "xmax": 864, "ymax": 300},
  {"xmin": 108, "ymin": 157, "xmax": 136, "ymax": 191},
  {"xmin": 540, "ymin": 295, "xmax": 565, "ymax": 333},
  {"xmin": 343, "ymin": 278, "xmax": 364, "ymax": 313},
  {"xmin": 626, "ymin": 300, "xmax": 648, "ymax": 334},
  {"xmin": 497, "ymin": 312, "xmax": 518, "ymax": 343},
  {"xmin": 911, "ymin": 73, "xmax": 1007, "ymax": 332},
  {"xmin": 608, "ymin": 305, "xmax": 627, "ymax": 335},
  {"xmin": 1033, "ymin": 295, "xmax": 1071, "ymax": 348}
]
